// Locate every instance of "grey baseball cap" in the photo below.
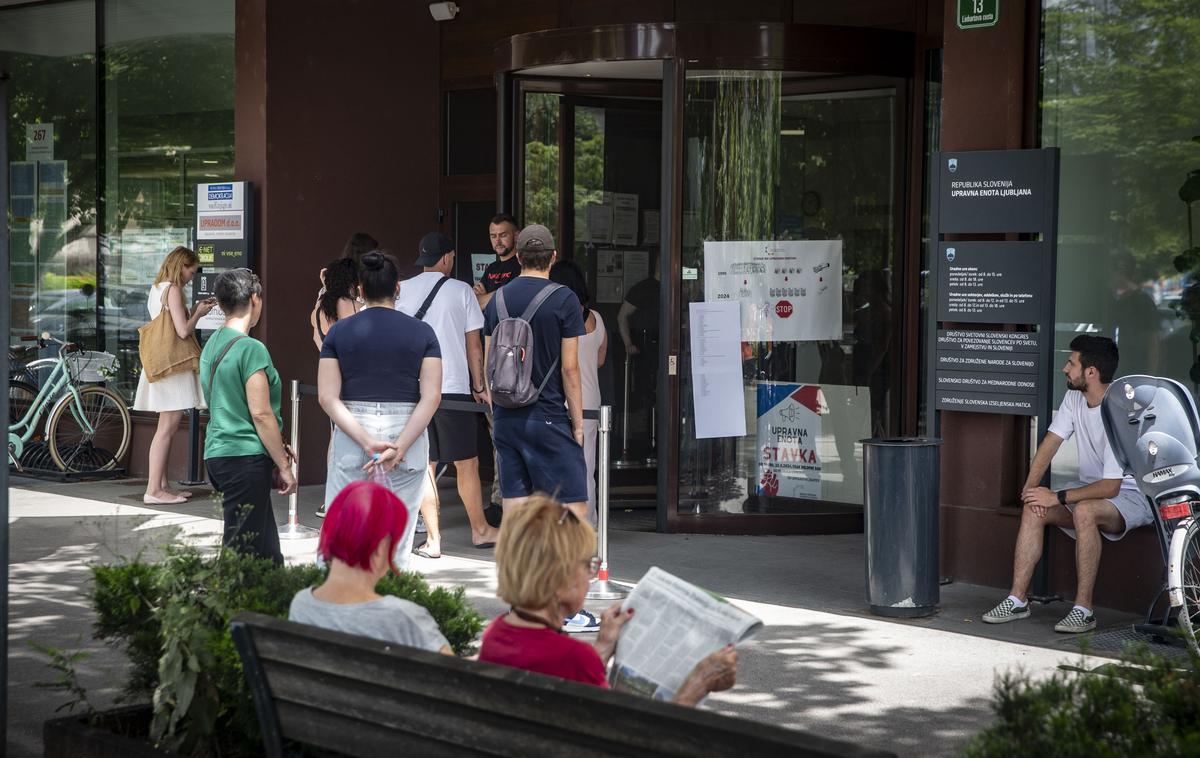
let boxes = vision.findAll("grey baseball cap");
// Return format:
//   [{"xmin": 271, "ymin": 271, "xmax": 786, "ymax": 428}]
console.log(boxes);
[{"xmin": 516, "ymin": 224, "xmax": 555, "ymax": 253}]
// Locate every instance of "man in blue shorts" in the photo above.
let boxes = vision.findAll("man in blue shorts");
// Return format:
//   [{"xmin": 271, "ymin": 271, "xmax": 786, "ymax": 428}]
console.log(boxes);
[{"xmin": 483, "ymin": 224, "xmax": 588, "ymax": 520}]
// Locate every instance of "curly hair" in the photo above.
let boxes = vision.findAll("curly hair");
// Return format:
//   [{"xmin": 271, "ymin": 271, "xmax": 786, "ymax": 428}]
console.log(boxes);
[{"xmin": 319, "ymin": 258, "xmax": 359, "ymax": 325}]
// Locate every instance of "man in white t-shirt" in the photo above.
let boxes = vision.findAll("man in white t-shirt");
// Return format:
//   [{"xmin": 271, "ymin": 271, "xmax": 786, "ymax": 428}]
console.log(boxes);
[
  {"xmin": 397, "ymin": 233, "xmax": 500, "ymax": 555},
  {"xmin": 983, "ymin": 335, "xmax": 1152, "ymax": 633}
]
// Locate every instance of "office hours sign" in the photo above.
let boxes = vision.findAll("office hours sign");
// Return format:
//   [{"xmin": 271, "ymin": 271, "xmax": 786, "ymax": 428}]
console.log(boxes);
[
  {"xmin": 704, "ymin": 240, "xmax": 842, "ymax": 342},
  {"xmin": 756, "ymin": 382, "xmax": 824, "ymax": 500}
]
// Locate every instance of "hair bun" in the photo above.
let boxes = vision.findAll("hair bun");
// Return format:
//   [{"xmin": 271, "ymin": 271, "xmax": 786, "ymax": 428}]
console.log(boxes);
[{"xmin": 362, "ymin": 251, "xmax": 384, "ymax": 270}]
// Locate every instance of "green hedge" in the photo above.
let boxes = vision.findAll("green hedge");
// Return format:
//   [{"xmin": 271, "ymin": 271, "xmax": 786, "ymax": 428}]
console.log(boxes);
[
  {"xmin": 91, "ymin": 546, "xmax": 484, "ymax": 756},
  {"xmin": 966, "ymin": 645, "xmax": 1200, "ymax": 757}
]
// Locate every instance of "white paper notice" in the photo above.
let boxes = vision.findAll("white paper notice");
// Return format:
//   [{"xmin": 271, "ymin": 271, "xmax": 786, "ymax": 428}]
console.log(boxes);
[
  {"xmin": 471, "ymin": 254, "xmax": 492, "ymax": 283},
  {"xmin": 703, "ymin": 240, "xmax": 842, "ymax": 342},
  {"xmin": 689, "ymin": 301, "xmax": 746, "ymax": 439},
  {"xmin": 612, "ymin": 193, "xmax": 639, "ymax": 245},
  {"xmin": 596, "ymin": 249, "xmax": 624, "ymax": 303},
  {"xmin": 586, "ymin": 203, "xmax": 613, "ymax": 243},
  {"xmin": 643, "ymin": 210, "xmax": 660, "ymax": 246}
]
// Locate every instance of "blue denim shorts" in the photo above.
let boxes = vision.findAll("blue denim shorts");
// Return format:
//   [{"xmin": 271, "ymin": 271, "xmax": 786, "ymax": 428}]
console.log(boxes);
[
  {"xmin": 492, "ymin": 416, "xmax": 588, "ymax": 504},
  {"xmin": 325, "ymin": 401, "xmax": 429, "ymax": 571}
]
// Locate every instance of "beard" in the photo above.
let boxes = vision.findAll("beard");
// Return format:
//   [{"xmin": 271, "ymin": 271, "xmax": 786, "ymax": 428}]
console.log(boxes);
[{"xmin": 1065, "ymin": 374, "xmax": 1087, "ymax": 392}]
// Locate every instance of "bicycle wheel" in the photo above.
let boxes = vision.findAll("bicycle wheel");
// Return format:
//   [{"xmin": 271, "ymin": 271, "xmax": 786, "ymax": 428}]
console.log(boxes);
[
  {"xmin": 1177, "ymin": 518, "xmax": 1200, "ymax": 655},
  {"xmin": 47, "ymin": 386, "xmax": 131, "ymax": 473},
  {"xmin": 8, "ymin": 380, "xmax": 38, "ymax": 426}
]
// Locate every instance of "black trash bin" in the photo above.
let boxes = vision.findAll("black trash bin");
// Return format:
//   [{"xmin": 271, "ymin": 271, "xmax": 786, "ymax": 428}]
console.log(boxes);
[{"xmin": 862, "ymin": 437, "xmax": 942, "ymax": 618}]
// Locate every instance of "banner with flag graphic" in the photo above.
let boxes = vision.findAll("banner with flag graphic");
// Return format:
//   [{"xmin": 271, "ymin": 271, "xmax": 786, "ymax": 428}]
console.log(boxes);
[{"xmin": 756, "ymin": 382, "xmax": 825, "ymax": 500}]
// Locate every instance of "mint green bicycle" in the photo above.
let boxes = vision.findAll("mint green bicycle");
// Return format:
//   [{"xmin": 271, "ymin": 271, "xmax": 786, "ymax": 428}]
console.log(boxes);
[{"xmin": 8, "ymin": 333, "xmax": 131, "ymax": 473}]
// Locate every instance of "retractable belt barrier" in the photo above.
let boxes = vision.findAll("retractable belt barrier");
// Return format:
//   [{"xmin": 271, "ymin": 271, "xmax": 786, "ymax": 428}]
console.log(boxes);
[{"xmin": 284, "ymin": 380, "xmax": 631, "ymax": 598}]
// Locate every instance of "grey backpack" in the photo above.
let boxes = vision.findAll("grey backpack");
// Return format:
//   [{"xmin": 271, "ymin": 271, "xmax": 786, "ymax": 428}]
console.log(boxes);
[{"xmin": 488, "ymin": 283, "xmax": 564, "ymax": 409}]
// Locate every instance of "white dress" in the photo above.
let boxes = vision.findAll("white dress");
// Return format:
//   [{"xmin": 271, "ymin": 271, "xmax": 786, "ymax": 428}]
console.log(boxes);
[
  {"xmin": 578, "ymin": 309, "xmax": 606, "ymax": 522},
  {"xmin": 132, "ymin": 282, "xmax": 206, "ymax": 412}
]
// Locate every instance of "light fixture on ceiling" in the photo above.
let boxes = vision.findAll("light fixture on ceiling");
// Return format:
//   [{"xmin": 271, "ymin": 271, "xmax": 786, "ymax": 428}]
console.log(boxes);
[{"xmin": 429, "ymin": 2, "xmax": 458, "ymax": 21}]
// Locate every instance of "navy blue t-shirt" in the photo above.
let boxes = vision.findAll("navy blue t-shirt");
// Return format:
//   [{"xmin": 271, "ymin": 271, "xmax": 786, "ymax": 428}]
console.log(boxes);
[
  {"xmin": 321, "ymin": 307, "xmax": 441, "ymax": 402},
  {"xmin": 483, "ymin": 276, "xmax": 585, "ymax": 422}
]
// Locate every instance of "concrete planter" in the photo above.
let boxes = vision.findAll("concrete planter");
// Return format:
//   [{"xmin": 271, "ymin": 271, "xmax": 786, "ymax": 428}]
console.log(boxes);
[{"xmin": 43, "ymin": 704, "xmax": 175, "ymax": 757}]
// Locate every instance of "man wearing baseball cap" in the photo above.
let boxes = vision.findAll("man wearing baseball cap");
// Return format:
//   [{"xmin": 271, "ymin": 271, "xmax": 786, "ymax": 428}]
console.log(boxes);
[
  {"xmin": 396, "ymin": 232, "xmax": 500, "ymax": 556},
  {"xmin": 481, "ymin": 224, "xmax": 595, "ymax": 632}
]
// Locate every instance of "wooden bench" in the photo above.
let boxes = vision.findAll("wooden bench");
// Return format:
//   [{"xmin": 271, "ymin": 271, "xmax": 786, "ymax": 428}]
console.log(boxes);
[{"xmin": 231, "ymin": 612, "xmax": 895, "ymax": 758}]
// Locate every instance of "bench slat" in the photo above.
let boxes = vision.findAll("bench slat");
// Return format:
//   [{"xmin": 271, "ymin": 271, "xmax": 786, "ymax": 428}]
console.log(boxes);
[{"xmin": 232, "ymin": 613, "xmax": 894, "ymax": 758}]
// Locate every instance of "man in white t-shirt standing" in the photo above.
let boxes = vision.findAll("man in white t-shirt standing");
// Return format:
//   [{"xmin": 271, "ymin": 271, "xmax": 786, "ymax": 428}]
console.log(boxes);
[
  {"xmin": 397, "ymin": 233, "xmax": 500, "ymax": 555},
  {"xmin": 983, "ymin": 335, "xmax": 1152, "ymax": 633}
]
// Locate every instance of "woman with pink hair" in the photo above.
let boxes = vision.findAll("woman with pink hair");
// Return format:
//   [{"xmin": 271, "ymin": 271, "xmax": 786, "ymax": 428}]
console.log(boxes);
[{"xmin": 289, "ymin": 481, "xmax": 451, "ymax": 654}]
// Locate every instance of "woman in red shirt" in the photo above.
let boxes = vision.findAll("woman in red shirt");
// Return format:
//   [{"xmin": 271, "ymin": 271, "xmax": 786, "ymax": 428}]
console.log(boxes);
[{"xmin": 478, "ymin": 495, "xmax": 737, "ymax": 705}]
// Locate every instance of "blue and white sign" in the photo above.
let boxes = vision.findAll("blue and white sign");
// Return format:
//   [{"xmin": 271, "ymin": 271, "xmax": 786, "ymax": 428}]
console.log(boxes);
[
  {"xmin": 197, "ymin": 181, "xmax": 244, "ymax": 212},
  {"xmin": 756, "ymin": 382, "xmax": 824, "ymax": 500}
]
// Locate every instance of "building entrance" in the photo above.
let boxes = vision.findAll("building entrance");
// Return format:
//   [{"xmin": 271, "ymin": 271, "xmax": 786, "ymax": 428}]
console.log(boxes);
[{"xmin": 500, "ymin": 24, "xmax": 928, "ymax": 534}]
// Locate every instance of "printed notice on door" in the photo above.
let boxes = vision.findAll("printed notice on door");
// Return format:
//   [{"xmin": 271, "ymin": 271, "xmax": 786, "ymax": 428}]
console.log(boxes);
[
  {"xmin": 756, "ymin": 382, "xmax": 825, "ymax": 500},
  {"xmin": 689, "ymin": 301, "xmax": 745, "ymax": 439},
  {"xmin": 703, "ymin": 240, "xmax": 842, "ymax": 342}
]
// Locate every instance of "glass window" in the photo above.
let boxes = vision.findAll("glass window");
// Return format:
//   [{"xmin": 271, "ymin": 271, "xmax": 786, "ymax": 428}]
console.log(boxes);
[
  {"xmin": 1043, "ymin": 0, "xmax": 1200, "ymax": 483},
  {"xmin": 2, "ymin": 1, "xmax": 98, "ymax": 352},
  {"xmin": 523, "ymin": 91, "xmax": 560, "ymax": 241},
  {"xmin": 101, "ymin": 0, "xmax": 235, "ymax": 401},
  {"xmin": 678, "ymin": 70, "xmax": 899, "ymax": 514}
]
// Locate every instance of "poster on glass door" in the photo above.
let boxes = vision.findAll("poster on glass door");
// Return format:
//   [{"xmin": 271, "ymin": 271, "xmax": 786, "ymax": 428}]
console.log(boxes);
[
  {"xmin": 756, "ymin": 382, "xmax": 825, "ymax": 500},
  {"xmin": 703, "ymin": 240, "xmax": 842, "ymax": 342}
]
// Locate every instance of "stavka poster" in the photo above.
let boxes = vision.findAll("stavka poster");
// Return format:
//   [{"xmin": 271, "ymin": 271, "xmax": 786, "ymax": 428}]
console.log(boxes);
[
  {"xmin": 756, "ymin": 382, "xmax": 825, "ymax": 500},
  {"xmin": 703, "ymin": 240, "xmax": 842, "ymax": 342}
]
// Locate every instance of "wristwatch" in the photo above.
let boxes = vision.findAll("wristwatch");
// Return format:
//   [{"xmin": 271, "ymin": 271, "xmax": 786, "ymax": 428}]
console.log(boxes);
[{"xmin": 1056, "ymin": 489, "xmax": 1068, "ymax": 506}]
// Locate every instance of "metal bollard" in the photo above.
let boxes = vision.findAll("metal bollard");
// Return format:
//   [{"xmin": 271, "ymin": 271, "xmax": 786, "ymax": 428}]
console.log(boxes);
[
  {"xmin": 587, "ymin": 405, "xmax": 634, "ymax": 600},
  {"xmin": 279, "ymin": 379, "xmax": 318, "ymax": 539},
  {"xmin": 614, "ymin": 356, "xmax": 636, "ymax": 468}
]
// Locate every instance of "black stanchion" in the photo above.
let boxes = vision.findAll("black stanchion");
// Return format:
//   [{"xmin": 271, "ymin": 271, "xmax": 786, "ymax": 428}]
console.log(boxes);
[{"xmin": 179, "ymin": 408, "xmax": 207, "ymax": 487}]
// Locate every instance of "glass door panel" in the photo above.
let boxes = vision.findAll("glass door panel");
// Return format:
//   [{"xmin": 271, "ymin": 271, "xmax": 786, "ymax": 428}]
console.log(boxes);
[{"xmin": 678, "ymin": 70, "xmax": 899, "ymax": 516}]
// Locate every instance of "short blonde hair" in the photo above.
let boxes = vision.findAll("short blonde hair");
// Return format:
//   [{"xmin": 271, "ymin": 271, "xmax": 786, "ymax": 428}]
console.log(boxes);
[
  {"xmin": 495, "ymin": 494, "xmax": 596, "ymax": 609},
  {"xmin": 154, "ymin": 246, "xmax": 200, "ymax": 287}
]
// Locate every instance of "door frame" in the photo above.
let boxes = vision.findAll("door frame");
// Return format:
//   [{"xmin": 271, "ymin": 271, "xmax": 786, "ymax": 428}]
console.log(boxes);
[{"xmin": 497, "ymin": 22, "xmax": 927, "ymax": 534}]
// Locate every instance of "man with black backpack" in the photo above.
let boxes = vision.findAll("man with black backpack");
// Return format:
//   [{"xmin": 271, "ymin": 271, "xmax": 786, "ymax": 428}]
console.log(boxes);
[
  {"xmin": 397, "ymin": 233, "xmax": 500, "ymax": 556},
  {"xmin": 483, "ymin": 224, "xmax": 588, "ymax": 514}
]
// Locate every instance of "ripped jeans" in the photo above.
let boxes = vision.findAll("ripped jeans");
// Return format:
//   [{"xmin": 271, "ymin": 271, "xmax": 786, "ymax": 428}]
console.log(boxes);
[{"xmin": 325, "ymin": 401, "xmax": 429, "ymax": 571}]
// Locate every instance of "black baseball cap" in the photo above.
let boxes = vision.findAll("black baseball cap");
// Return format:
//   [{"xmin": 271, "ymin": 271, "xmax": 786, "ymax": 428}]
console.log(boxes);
[{"xmin": 416, "ymin": 232, "xmax": 455, "ymax": 266}]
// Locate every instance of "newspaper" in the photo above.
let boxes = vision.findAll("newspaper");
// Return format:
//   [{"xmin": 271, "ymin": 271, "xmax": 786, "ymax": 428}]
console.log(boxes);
[{"xmin": 609, "ymin": 567, "xmax": 763, "ymax": 701}]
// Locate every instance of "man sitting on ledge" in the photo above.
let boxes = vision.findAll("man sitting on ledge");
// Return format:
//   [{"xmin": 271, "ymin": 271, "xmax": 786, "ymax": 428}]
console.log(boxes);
[{"xmin": 982, "ymin": 335, "xmax": 1152, "ymax": 633}]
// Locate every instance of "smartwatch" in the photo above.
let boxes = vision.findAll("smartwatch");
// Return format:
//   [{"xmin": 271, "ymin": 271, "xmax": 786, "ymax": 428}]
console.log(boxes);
[{"xmin": 1056, "ymin": 489, "xmax": 1068, "ymax": 506}]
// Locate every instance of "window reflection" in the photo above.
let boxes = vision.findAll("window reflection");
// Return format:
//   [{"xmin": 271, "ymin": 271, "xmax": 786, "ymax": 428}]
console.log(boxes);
[{"xmin": 679, "ymin": 71, "xmax": 898, "ymax": 514}]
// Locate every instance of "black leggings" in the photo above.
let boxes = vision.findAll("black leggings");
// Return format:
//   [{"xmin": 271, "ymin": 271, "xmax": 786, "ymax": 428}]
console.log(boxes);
[{"xmin": 206, "ymin": 453, "xmax": 283, "ymax": 564}]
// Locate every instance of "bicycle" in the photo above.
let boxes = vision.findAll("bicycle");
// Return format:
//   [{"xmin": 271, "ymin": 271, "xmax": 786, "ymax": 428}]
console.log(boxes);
[
  {"xmin": 1102, "ymin": 375, "xmax": 1200, "ymax": 654},
  {"xmin": 7, "ymin": 333, "xmax": 131, "ymax": 474}
]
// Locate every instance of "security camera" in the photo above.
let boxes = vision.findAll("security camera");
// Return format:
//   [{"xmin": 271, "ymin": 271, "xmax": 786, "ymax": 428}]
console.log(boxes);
[{"xmin": 429, "ymin": 2, "xmax": 459, "ymax": 21}]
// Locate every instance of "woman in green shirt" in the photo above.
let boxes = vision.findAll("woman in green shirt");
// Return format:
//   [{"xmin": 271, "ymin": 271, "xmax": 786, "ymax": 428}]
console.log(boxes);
[{"xmin": 200, "ymin": 268, "xmax": 295, "ymax": 564}]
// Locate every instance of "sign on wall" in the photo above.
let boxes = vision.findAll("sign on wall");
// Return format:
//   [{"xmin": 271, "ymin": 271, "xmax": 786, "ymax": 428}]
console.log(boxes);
[
  {"xmin": 703, "ymin": 240, "xmax": 842, "ymax": 342},
  {"xmin": 757, "ymin": 382, "xmax": 824, "ymax": 500},
  {"xmin": 936, "ymin": 241, "xmax": 1050, "ymax": 324},
  {"xmin": 26, "ymin": 123, "xmax": 53, "ymax": 161},
  {"xmin": 957, "ymin": 0, "xmax": 999, "ymax": 30},
  {"xmin": 938, "ymin": 148, "xmax": 1051, "ymax": 234},
  {"xmin": 195, "ymin": 181, "xmax": 254, "ymax": 330},
  {"xmin": 934, "ymin": 329, "xmax": 1042, "ymax": 415}
]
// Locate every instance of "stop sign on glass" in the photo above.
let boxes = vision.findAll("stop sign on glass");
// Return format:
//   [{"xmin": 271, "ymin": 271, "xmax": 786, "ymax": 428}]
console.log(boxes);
[{"xmin": 775, "ymin": 300, "xmax": 793, "ymax": 318}]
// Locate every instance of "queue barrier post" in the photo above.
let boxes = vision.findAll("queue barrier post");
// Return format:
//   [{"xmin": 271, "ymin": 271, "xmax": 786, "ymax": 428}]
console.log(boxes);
[
  {"xmin": 587, "ymin": 404, "xmax": 634, "ymax": 600},
  {"xmin": 279, "ymin": 380, "xmax": 319, "ymax": 540}
]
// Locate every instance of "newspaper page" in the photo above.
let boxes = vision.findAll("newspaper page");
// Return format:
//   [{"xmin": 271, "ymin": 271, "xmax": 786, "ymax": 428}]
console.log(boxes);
[{"xmin": 610, "ymin": 567, "xmax": 763, "ymax": 701}]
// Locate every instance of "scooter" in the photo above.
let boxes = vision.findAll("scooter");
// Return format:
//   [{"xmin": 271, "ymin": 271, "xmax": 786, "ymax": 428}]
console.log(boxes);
[{"xmin": 1100, "ymin": 375, "xmax": 1200, "ymax": 653}]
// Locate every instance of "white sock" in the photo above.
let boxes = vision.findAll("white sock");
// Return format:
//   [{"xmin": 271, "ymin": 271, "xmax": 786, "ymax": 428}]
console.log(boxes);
[
  {"xmin": 1007, "ymin": 595, "xmax": 1027, "ymax": 608},
  {"xmin": 1073, "ymin": 604, "xmax": 1091, "ymax": 615}
]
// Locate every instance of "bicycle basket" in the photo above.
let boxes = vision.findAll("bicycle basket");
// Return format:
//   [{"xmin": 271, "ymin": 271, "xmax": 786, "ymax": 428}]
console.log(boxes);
[{"xmin": 66, "ymin": 350, "xmax": 119, "ymax": 383}]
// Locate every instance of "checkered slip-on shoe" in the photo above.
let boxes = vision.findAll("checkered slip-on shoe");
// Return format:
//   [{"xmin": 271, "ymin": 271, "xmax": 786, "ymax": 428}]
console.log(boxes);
[
  {"xmin": 1054, "ymin": 607, "xmax": 1096, "ymax": 633},
  {"xmin": 982, "ymin": 597, "xmax": 1031, "ymax": 624}
]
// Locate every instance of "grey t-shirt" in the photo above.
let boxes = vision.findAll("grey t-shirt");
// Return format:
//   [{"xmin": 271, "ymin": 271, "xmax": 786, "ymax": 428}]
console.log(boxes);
[{"xmin": 288, "ymin": 587, "xmax": 449, "ymax": 652}]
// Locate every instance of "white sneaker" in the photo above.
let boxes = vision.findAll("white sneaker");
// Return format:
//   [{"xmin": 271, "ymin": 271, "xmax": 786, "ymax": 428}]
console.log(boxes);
[{"xmin": 562, "ymin": 610, "xmax": 600, "ymax": 634}]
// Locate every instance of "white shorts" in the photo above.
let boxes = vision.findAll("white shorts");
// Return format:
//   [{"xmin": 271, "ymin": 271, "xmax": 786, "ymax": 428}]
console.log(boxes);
[{"xmin": 1057, "ymin": 480, "xmax": 1154, "ymax": 542}]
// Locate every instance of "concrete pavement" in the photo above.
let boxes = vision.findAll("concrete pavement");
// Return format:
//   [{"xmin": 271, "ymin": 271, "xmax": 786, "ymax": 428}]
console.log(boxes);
[{"xmin": 6, "ymin": 476, "xmax": 1128, "ymax": 756}]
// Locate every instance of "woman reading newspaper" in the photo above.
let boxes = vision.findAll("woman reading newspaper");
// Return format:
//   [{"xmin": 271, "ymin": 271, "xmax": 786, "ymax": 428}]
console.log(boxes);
[{"xmin": 479, "ymin": 495, "xmax": 738, "ymax": 706}]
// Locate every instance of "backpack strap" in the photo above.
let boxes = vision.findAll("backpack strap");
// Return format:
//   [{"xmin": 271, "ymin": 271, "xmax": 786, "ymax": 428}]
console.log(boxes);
[
  {"xmin": 205, "ymin": 333, "xmax": 248, "ymax": 399},
  {"xmin": 414, "ymin": 276, "xmax": 451, "ymax": 321},
  {"xmin": 495, "ymin": 286, "xmax": 510, "ymax": 321},
  {"xmin": 520, "ymin": 283, "xmax": 564, "ymax": 321}
]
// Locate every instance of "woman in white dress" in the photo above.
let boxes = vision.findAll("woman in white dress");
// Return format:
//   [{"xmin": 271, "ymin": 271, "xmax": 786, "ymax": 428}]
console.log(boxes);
[{"xmin": 133, "ymin": 246, "xmax": 215, "ymax": 504}]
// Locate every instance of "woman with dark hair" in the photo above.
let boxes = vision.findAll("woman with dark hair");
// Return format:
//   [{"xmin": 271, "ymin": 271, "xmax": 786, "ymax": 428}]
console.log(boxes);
[
  {"xmin": 318, "ymin": 251, "xmax": 442, "ymax": 570},
  {"xmin": 341, "ymin": 232, "xmax": 379, "ymax": 266},
  {"xmin": 200, "ymin": 268, "xmax": 294, "ymax": 564},
  {"xmin": 311, "ymin": 258, "xmax": 360, "ymax": 350},
  {"xmin": 289, "ymin": 480, "xmax": 451, "ymax": 653}
]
